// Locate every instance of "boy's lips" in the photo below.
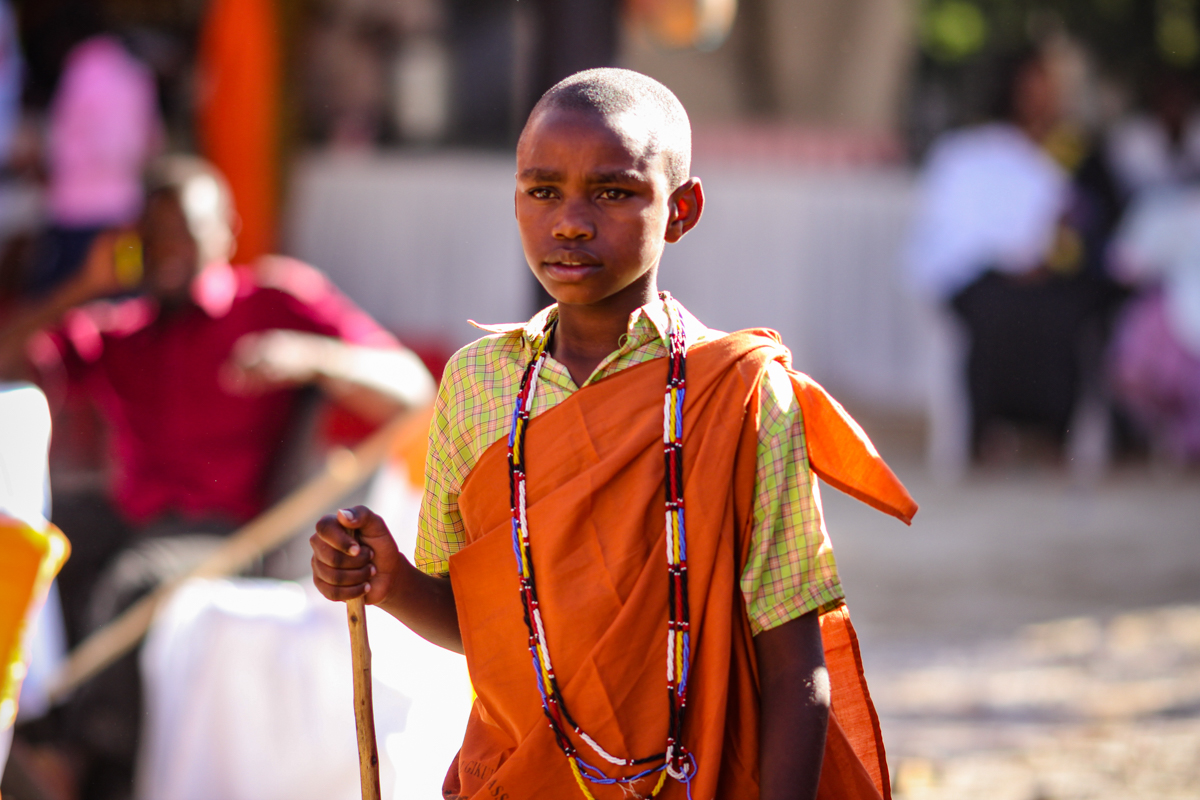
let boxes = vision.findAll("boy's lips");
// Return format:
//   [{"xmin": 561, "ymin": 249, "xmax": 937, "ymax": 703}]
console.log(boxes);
[{"xmin": 542, "ymin": 250, "xmax": 602, "ymax": 281}]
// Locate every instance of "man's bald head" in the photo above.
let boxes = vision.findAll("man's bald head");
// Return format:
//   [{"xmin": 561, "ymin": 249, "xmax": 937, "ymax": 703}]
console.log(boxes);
[
  {"xmin": 144, "ymin": 155, "xmax": 237, "ymax": 263},
  {"xmin": 523, "ymin": 68, "xmax": 692, "ymax": 190}
]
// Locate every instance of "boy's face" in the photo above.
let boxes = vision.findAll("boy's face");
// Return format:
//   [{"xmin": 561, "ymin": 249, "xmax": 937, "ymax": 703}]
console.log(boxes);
[{"xmin": 515, "ymin": 107, "xmax": 700, "ymax": 310}]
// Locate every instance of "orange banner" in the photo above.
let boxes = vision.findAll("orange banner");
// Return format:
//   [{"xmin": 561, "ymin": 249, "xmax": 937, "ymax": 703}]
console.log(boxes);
[{"xmin": 197, "ymin": 0, "xmax": 281, "ymax": 262}]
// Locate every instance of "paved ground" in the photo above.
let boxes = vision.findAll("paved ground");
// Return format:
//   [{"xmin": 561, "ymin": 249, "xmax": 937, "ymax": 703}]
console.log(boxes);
[{"xmin": 823, "ymin": 438, "xmax": 1200, "ymax": 800}]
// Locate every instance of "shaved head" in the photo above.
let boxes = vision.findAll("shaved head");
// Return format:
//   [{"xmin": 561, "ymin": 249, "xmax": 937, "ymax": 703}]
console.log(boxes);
[
  {"xmin": 523, "ymin": 68, "xmax": 692, "ymax": 189},
  {"xmin": 144, "ymin": 155, "xmax": 236, "ymax": 261}
]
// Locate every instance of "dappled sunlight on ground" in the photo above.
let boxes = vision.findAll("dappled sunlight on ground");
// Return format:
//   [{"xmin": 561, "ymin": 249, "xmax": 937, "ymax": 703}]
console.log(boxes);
[
  {"xmin": 880, "ymin": 604, "xmax": 1200, "ymax": 800},
  {"xmin": 819, "ymin": 448, "xmax": 1200, "ymax": 800}
]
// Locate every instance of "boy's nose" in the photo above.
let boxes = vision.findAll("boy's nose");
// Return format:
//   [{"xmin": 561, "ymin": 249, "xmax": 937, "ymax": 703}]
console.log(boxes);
[{"xmin": 552, "ymin": 201, "xmax": 595, "ymax": 240}]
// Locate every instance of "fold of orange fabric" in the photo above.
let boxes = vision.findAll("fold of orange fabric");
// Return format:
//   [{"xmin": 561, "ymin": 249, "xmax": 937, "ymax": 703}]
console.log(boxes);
[
  {"xmin": 445, "ymin": 330, "xmax": 909, "ymax": 800},
  {"xmin": 791, "ymin": 374, "xmax": 918, "ymax": 525},
  {"xmin": 818, "ymin": 607, "xmax": 890, "ymax": 798}
]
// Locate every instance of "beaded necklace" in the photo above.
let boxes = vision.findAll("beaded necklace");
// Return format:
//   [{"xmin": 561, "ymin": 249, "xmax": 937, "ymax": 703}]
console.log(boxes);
[{"xmin": 507, "ymin": 297, "xmax": 695, "ymax": 800}]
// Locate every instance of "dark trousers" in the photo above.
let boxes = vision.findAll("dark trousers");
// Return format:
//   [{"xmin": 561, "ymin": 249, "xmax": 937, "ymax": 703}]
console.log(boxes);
[{"xmin": 951, "ymin": 270, "xmax": 1098, "ymax": 454}]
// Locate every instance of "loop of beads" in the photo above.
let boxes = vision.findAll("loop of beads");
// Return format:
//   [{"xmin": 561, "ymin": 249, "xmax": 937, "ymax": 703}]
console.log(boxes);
[{"xmin": 506, "ymin": 298, "xmax": 695, "ymax": 800}]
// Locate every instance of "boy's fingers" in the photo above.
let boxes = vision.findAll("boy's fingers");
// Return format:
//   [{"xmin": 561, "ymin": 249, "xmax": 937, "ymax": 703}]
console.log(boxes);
[
  {"xmin": 310, "ymin": 533, "xmax": 371, "ymax": 569},
  {"xmin": 314, "ymin": 514, "xmax": 364, "ymax": 556},
  {"xmin": 311, "ymin": 566, "xmax": 370, "ymax": 602},
  {"xmin": 311, "ymin": 557, "xmax": 374, "ymax": 588}
]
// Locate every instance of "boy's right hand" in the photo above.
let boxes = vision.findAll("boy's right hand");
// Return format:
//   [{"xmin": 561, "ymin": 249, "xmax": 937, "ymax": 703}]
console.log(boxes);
[{"xmin": 310, "ymin": 505, "xmax": 407, "ymax": 606}]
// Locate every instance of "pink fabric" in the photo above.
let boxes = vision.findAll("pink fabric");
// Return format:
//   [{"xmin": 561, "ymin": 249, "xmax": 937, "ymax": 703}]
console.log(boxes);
[
  {"xmin": 1112, "ymin": 292, "xmax": 1200, "ymax": 460},
  {"xmin": 47, "ymin": 36, "xmax": 160, "ymax": 227},
  {"xmin": 35, "ymin": 262, "xmax": 397, "ymax": 525}
]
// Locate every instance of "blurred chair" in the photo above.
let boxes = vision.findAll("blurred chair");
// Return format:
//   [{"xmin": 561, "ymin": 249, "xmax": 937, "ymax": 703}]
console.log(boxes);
[
  {"xmin": 136, "ymin": 577, "xmax": 472, "ymax": 800},
  {"xmin": 134, "ymin": 442, "xmax": 466, "ymax": 800},
  {"xmin": 919, "ymin": 304, "xmax": 972, "ymax": 482}
]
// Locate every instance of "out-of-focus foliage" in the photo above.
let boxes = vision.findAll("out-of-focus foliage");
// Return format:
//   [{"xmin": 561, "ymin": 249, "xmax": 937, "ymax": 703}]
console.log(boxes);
[
  {"xmin": 919, "ymin": 0, "xmax": 1197, "ymax": 71},
  {"xmin": 1157, "ymin": 0, "xmax": 1200, "ymax": 67},
  {"xmin": 921, "ymin": 1, "xmax": 990, "ymax": 62}
]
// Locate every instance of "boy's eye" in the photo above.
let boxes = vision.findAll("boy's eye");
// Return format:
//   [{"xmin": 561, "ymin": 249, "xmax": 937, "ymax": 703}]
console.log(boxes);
[
  {"xmin": 527, "ymin": 187, "xmax": 556, "ymax": 200},
  {"xmin": 599, "ymin": 188, "xmax": 630, "ymax": 200}
]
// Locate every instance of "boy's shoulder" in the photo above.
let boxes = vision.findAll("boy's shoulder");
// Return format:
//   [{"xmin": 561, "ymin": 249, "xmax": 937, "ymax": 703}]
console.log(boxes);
[
  {"xmin": 438, "ymin": 308, "xmax": 557, "ymax": 388},
  {"xmin": 437, "ymin": 323, "xmax": 536, "ymax": 405},
  {"xmin": 429, "ymin": 324, "xmax": 539, "ymax": 472}
]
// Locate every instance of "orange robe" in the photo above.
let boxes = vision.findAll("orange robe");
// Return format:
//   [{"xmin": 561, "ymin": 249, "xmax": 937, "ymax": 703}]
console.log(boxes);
[{"xmin": 446, "ymin": 330, "xmax": 915, "ymax": 800}]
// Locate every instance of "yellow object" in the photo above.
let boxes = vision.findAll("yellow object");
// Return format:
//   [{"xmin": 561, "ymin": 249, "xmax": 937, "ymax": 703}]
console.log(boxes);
[
  {"xmin": 1047, "ymin": 223, "xmax": 1084, "ymax": 276},
  {"xmin": 0, "ymin": 514, "xmax": 70, "ymax": 729},
  {"xmin": 113, "ymin": 231, "xmax": 144, "ymax": 289},
  {"xmin": 1042, "ymin": 123, "xmax": 1088, "ymax": 174}
]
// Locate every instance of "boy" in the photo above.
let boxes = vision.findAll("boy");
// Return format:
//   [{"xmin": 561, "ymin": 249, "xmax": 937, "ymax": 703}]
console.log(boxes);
[{"xmin": 311, "ymin": 69, "xmax": 916, "ymax": 800}]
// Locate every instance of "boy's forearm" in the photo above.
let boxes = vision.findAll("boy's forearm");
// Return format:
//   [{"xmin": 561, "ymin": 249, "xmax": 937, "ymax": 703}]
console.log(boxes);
[
  {"xmin": 378, "ymin": 558, "xmax": 463, "ymax": 654},
  {"xmin": 754, "ymin": 610, "xmax": 830, "ymax": 800}
]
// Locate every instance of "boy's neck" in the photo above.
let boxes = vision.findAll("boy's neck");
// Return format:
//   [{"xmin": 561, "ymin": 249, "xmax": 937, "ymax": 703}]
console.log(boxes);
[{"xmin": 550, "ymin": 278, "xmax": 659, "ymax": 386}]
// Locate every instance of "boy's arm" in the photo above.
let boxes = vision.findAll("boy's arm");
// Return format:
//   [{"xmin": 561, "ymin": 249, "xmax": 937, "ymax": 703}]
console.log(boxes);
[
  {"xmin": 311, "ymin": 505, "xmax": 462, "ymax": 653},
  {"xmin": 744, "ymin": 362, "xmax": 839, "ymax": 798},
  {"xmin": 754, "ymin": 609, "xmax": 830, "ymax": 800}
]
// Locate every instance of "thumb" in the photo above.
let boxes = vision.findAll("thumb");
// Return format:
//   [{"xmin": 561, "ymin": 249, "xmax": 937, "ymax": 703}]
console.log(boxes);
[{"xmin": 336, "ymin": 505, "xmax": 392, "ymax": 543}]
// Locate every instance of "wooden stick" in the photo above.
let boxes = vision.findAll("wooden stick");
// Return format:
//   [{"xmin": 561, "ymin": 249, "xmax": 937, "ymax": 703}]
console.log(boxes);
[
  {"xmin": 347, "ymin": 593, "xmax": 381, "ymax": 800},
  {"xmin": 45, "ymin": 406, "xmax": 434, "ymax": 704}
]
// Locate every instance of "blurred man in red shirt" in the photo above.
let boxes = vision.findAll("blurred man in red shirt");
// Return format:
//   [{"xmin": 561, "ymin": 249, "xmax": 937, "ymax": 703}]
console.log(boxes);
[
  {"xmin": 3, "ymin": 155, "xmax": 433, "ymax": 622},
  {"xmin": 0, "ymin": 155, "xmax": 433, "ymax": 799}
]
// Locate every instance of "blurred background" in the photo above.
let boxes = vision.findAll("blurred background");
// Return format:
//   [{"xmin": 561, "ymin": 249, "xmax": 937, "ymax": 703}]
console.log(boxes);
[{"xmin": 0, "ymin": 0, "xmax": 1198, "ymax": 799}]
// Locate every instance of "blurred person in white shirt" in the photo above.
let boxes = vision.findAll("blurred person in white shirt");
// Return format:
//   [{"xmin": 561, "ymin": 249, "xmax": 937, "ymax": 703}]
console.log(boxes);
[{"xmin": 906, "ymin": 47, "xmax": 1122, "ymax": 463}]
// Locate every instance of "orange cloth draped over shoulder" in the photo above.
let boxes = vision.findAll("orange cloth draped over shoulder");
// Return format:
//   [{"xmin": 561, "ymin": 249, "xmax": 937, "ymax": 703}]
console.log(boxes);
[
  {"xmin": 447, "ymin": 330, "xmax": 916, "ymax": 800},
  {"xmin": 197, "ymin": 0, "xmax": 280, "ymax": 262}
]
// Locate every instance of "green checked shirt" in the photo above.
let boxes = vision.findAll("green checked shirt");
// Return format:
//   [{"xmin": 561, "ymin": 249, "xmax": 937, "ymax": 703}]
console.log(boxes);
[{"xmin": 415, "ymin": 293, "xmax": 843, "ymax": 634}]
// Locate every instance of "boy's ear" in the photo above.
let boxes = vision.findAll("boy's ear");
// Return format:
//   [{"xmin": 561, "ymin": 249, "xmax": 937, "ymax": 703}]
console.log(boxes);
[{"xmin": 665, "ymin": 178, "xmax": 703, "ymax": 244}]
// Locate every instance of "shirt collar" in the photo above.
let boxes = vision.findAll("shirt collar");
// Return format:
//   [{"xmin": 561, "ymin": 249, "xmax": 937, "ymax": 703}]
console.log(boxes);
[{"xmin": 470, "ymin": 291, "xmax": 690, "ymax": 354}]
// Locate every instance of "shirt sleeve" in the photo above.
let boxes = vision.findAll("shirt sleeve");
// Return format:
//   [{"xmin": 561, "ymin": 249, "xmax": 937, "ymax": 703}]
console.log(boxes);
[
  {"xmin": 414, "ymin": 359, "xmax": 468, "ymax": 576},
  {"xmin": 741, "ymin": 361, "xmax": 844, "ymax": 635},
  {"xmin": 27, "ymin": 305, "xmax": 109, "ymax": 392}
]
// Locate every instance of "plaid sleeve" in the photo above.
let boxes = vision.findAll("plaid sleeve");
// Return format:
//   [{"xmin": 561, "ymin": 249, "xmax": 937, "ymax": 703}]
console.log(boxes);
[
  {"xmin": 413, "ymin": 332, "xmax": 525, "ymax": 575},
  {"xmin": 740, "ymin": 361, "xmax": 844, "ymax": 635},
  {"xmin": 414, "ymin": 357, "xmax": 469, "ymax": 576}
]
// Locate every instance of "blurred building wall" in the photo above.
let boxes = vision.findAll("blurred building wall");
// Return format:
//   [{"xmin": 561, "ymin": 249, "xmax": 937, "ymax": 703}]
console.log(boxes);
[
  {"xmin": 284, "ymin": 153, "xmax": 926, "ymax": 412},
  {"xmin": 284, "ymin": 152, "xmax": 527, "ymax": 350}
]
